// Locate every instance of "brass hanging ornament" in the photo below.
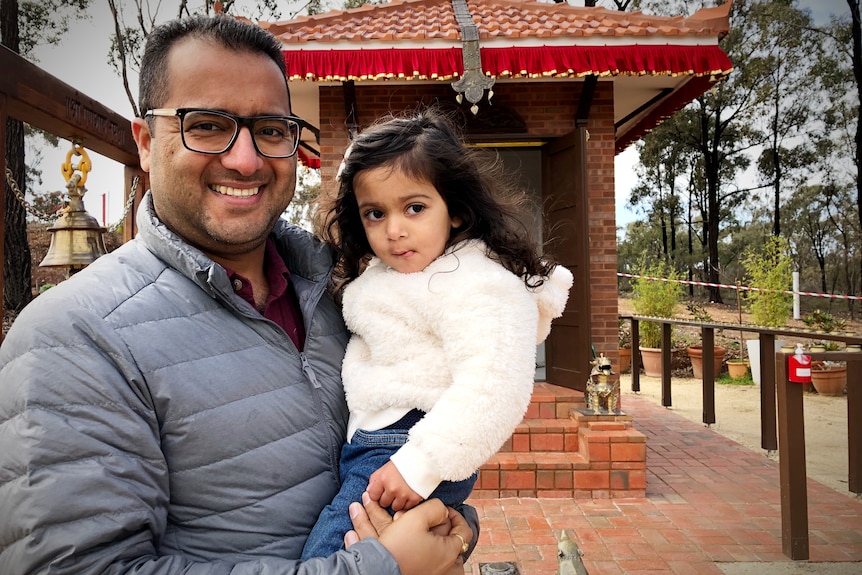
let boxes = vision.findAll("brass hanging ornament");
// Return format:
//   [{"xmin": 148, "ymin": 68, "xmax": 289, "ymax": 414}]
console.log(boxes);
[{"xmin": 40, "ymin": 143, "xmax": 108, "ymax": 270}]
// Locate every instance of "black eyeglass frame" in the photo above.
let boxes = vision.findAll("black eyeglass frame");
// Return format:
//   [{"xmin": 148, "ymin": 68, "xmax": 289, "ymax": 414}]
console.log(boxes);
[{"xmin": 145, "ymin": 107, "xmax": 307, "ymax": 159}]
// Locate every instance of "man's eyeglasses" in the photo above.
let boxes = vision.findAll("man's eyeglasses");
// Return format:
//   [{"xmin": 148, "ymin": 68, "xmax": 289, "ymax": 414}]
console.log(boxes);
[{"xmin": 145, "ymin": 108, "xmax": 306, "ymax": 159}]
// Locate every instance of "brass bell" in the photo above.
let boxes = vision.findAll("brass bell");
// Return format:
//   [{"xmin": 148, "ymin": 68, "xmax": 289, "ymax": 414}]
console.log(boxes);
[
  {"xmin": 39, "ymin": 189, "xmax": 107, "ymax": 269},
  {"xmin": 40, "ymin": 144, "xmax": 107, "ymax": 270}
]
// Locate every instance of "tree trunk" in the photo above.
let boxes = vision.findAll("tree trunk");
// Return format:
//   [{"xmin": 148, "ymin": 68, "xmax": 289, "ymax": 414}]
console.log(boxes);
[
  {"xmin": 705, "ymin": 149, "xmax": 723, "ymax": 303},
  {"xmin": 2, "ymin": 0, "xmax": 34, "ymax": 312},
  {"xmin": 850, "ymin": 0, "xmax": 862, "ymax": 311}
]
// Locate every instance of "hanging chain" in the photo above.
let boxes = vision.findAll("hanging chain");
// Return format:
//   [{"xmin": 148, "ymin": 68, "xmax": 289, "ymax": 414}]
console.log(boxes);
[
  {"xmin": 5, "ymin": 167, "xmax": 54, "ymax": 223},
  {"xmin": 5, "ymin": 166, "xmax": 139, "ymax": 231},
  {"xmin": 108, "ymin": 176, "xmax": 139, "ymax": 233}
]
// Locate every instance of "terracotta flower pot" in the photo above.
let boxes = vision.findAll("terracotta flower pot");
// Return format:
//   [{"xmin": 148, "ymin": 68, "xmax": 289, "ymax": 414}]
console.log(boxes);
[
  {"xmin": 619, "ymin": 348, "xmax": 632, "ymax": 373},
  {"xmin": 811, "ymin": 365, "xmax": 847, "ymax": 397},
  {"xmin": 726, "ymin": 360, "xmax": 750, "ymax": 379},
  {"xmin": 687, "ymin": 345, "xmax": 726, "ymax": 379},
  {"xmin": 639, "ymin": 347, "xmax": 663, "ymax": 378}
]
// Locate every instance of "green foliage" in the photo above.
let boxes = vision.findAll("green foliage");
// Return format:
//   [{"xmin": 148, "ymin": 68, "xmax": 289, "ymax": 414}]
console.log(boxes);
[
  {"xmin": 631, "ymin": 258, "xmax": 683, "ymax": 348},
  {"xmin": 802, "ymin": 310, "xmax": 847, "ymax": 333},
  {"xmin": 741, "ymin": 235, "xmax": 793, "ymax": 327},
  {"xmin": 717, "ymin": 369, "xmax": 755, "ymax": 386},
  {"xmin": 686, "ymin": 301, "xmax": 712, "ymax": 323},
  {"xmin": 17, "ymin": 1, "xmax": 93, "ymax": 56}
]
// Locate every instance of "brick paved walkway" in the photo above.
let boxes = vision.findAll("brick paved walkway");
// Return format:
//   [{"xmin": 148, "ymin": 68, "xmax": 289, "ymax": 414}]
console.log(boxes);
[{"xmin": 464, "ymin": 393, "xmax": 862, "ymax": 575}]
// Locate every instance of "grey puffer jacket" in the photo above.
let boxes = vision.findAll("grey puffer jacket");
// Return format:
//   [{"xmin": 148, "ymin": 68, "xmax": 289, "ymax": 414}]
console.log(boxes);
[{"xmin": 0, "ymin": 192, "xmax": 399, "ymax": 574}]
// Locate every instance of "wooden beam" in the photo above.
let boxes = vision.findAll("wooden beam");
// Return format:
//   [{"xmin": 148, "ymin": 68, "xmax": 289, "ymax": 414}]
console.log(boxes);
[
  {"xmin": 1, "ymin": 93, "xmax": 7, "ymax": 344},
  {"xmin": 342, "ymin": 80, "xmax": 358, "ymax": 138},
  {"xmin": 575, "ymin": 75, "xmax": 597, "ymax": 128},
  {"xmin": 0, "ymin": 45, "xmax": 137, "ymax": 166}
]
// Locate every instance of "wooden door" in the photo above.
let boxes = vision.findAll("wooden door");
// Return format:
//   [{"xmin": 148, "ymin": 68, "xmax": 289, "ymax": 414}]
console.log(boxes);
[{"xmin": 542, "ymin": 129, "xmax": 591, "ymax": 391}]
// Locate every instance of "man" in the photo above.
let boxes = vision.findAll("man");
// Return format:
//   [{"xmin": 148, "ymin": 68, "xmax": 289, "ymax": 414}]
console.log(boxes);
[{"xmin": 0, "ymin": 14, "xmax": 475, "ymax": 575}]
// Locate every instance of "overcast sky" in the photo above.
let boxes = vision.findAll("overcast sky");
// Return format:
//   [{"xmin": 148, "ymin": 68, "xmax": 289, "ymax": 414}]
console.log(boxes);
[{"xmin": 25, "ymin": 0, "xmax": 856, "ymax": 227}]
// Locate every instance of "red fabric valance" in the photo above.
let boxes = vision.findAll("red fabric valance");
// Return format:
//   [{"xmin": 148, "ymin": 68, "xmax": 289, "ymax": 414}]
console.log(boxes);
[
  {"xmin": 283, "ymin": 45, "xmax": 732, "ymax": 82},
  {"xmin": 298, "ymin": 147, "xmax": 320, "ymax": 169}
]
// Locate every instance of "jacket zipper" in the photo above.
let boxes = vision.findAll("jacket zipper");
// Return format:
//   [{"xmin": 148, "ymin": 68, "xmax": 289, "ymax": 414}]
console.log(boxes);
[{"xmin": 301, "ymin": 351, "xmax": 341, "ymax": 475}]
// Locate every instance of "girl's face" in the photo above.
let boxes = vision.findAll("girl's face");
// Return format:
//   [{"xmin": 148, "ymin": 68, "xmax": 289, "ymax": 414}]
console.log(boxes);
[{"xmin": 353, "ymin": 166, "xmax": 461, "ymax": 274}]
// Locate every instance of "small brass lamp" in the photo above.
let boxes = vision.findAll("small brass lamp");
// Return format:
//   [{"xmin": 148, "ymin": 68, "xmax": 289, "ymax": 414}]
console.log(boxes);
[{"xmin": 40, "ymin": 144, "xmax": 108, "ymax": 271}]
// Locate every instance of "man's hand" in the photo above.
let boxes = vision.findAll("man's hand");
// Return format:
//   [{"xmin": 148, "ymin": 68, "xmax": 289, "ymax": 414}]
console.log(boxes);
[
  {"xmin": 367, "ymin": 461, "xmax": 423, "ymax": 511},
  {"xmin": 345, "ymin": 493, "xmax": 472, "ymax": 575}
]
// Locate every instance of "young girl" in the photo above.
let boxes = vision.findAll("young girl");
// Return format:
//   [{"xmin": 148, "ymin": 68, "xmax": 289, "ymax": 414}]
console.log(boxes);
[{"xmin": 301, "ymin": 107, "xmax": 573, "ymax": 559}]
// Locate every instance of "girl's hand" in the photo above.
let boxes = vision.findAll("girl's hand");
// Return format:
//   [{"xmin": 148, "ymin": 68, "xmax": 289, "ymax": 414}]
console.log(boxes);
[{"xmin": 367, "ymin": 460, "xmax": 424, "ymax": 511}]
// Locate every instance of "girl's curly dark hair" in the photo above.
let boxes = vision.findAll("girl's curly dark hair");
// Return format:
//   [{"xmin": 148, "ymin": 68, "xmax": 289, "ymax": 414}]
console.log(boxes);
[{"xmin": 316, "ymin": 106, "xmax": 557, "ymax": 290}]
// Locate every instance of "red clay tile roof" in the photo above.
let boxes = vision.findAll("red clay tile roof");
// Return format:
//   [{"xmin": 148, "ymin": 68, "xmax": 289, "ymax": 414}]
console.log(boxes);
[{"xmin": 262, "ymin": 0, "xmax": 730, "ymax": 46}]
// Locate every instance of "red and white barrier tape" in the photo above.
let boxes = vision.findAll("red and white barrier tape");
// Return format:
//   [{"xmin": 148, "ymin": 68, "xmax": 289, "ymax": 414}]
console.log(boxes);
[{"xmin": 617, "ymin": 273, "xmax": 862, "ymax": 301}]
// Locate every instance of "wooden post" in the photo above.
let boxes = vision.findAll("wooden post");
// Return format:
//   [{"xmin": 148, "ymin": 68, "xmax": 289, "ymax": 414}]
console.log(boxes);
[
  {"xmin": 760, "ymin": 333, "xmax": 778, "ymax": 451},
  {"xmin": 661, "ymin": 322, "xmax": 672, "ymax": 407},
  {"xmin": 630, "ymin": 319, "xmax": 640, "ymax": 392},
  {"xmin": 1, "ymin": 92, "xmax": 7, "ymax": 345},
  {"xmin": 847, "ymin": 357, "xmax": 861, "ymax": 494},
  {"xmin": 776, "ymin": 352, "xmax": 809, "ymax": 560},
  {"xmin": 702, "ymin": 326, "xmax": 716, "ymax": 425}
]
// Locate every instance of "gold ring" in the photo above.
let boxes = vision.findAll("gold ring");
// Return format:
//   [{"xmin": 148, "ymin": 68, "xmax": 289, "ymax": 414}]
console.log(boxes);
[{"xmin": 454, "ymin": 533, "xmax": 469, "ymax": 554}]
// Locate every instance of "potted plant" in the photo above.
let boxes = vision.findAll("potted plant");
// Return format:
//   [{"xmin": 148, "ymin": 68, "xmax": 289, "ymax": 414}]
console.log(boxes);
[
  {"xmin": 726, "ymin": 357, "xmax": 750, "ymax": 379},
  {"xmin": 802, "ymin": 309, "xmax": 846, "ymax": 334},
  {"xmin": 631, "ymin": 258, "xmax": 683, "ymax": 377},
  {"xmin": 685, "ymin": 302, "xmax": 726, "ymax": 379},
  {"xmin": 810, "ymin": 340, "xmax": 846, "ymax": 396},
  {"xmin": 741, "ymin": 236, "xmax": 793, "ymax": 384}
]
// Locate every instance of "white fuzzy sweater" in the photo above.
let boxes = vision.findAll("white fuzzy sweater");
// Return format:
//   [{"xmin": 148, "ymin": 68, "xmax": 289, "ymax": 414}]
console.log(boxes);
[{"xmin": 341, "ymin": 240, "xmax": 573, "ymax": 497}]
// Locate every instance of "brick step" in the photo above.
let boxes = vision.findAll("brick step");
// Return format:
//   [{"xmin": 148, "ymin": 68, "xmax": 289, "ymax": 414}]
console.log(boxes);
[
  {"xmin": 474, "ymin": 451, "xmax": 589, "ymax": 498},
  {"xmin": 525, "ymin": 383, "xmax": 586, "ymax": 420},
  {"xmin": 497, "ymin": 418, "xmax": 580, "ymax": 453},
  {"xmin": 472, "ymin": 450, "xmax": 645, "ymax": 499},
  {"xmin": 472, "ymin": 412, "xmax": 648, "ymax": 499}
]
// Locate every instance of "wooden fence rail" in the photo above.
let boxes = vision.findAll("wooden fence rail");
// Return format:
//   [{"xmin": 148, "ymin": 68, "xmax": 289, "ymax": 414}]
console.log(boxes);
[{"xmin": 619, "ymin": 315, "xmax": 861, "ymax": 560}]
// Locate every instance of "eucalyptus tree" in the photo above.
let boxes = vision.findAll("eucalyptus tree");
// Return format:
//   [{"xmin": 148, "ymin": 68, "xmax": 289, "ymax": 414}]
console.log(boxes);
[
  {"xmin": 628, "ymin": 119, "xmax": 688, "ymax": 263},
  {"xmin": 746, "ymin": 0, "xmax": 822, "ymax": 237},
  {"xmin": 808, "ymin": 4, "xmax": 860, "ymax": 311},
  {"xmin": 847, "ymin": 0, "xmax": 861, "ymax": 281},
  {"xmin": 821, "ymin": 183, "xmax": 861, "ymax": 316},
  {"xmin": 623, "ymin": 0, "xmax": 837, "ymax": 304},
  {"xmin": 2, "ymin": 0, "xmax": 92, "ymax": 312},
  {"xmin": 783, "ymin": 184, "xmax": 838, "ymax": 297}
]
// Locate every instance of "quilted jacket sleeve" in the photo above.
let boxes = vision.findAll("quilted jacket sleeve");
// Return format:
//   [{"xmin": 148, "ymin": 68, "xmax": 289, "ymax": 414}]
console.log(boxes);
[{"xmin": 0, "ymin": 295, "xmax": 397, "ymax": 575}]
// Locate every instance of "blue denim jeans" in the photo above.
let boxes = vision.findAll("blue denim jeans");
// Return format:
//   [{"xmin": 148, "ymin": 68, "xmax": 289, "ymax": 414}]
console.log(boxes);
[{"xmin": 301, "ymin": 414, "xmax": 478, "ymax": 559}]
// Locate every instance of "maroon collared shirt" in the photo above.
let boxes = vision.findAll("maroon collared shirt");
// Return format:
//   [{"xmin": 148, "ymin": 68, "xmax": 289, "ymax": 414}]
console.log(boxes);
[{"xmin": 225, "ymin": 238, "xmax": 306, "ymax": 350}]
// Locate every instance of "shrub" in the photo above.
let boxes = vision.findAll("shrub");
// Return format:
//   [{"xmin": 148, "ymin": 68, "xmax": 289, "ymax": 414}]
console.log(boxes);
[
  {"xmin": 802, "ymin": 310, "xmax": 846, "ymax": 333},
  {"xmin": 631, "ymin": 258, "xmax": 683, "ymax": 348},
  {"xmin": 741, "ymin": 236, "xmax": 793, "ymax": 328}
]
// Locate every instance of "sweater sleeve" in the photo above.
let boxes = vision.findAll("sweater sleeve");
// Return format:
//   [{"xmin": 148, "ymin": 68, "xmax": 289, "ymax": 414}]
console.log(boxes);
[{"xmin": 390, "ymin": 255, "xmax": 539, "ymax": 493}]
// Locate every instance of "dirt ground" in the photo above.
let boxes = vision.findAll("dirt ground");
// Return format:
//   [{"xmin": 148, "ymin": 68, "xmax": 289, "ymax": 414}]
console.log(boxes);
[{"xmin": 618, "ymin": 296, "xmax": 860, "ymax": 499}]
